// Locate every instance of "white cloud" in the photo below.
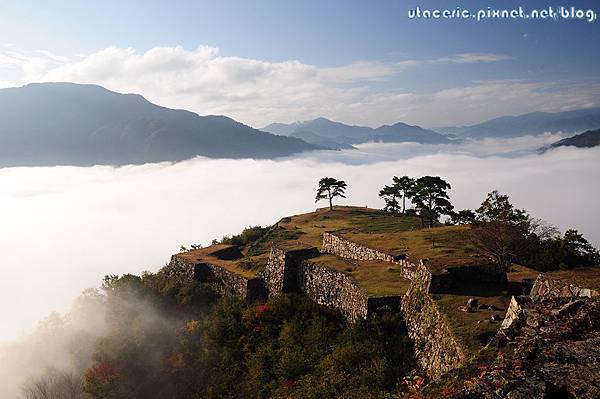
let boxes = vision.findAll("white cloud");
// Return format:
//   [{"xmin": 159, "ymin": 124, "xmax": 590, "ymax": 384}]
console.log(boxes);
[
  {"xmin": 0, "ymin": 44, "xmax": 598, "ymax": 127},
  {"xmin": 440, "ymin": 53, "xmax": 512, "ymax": 64},
  {"xmin": 0, "ymin": 140, "xmax": 599, "ymax": 345}
]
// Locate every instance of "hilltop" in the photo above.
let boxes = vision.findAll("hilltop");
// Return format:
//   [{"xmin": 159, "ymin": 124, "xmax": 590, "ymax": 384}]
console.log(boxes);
[
  {"xmin": 19, "ymin": 205, "xmax": 600, "ymax": 399},
  {"xmin": 0, "ymin": 83, "xmax": 321, "ymax": 167},
  {"xmin": 169, "ymin": 205, "xmax": 600, "ymax": 397}
]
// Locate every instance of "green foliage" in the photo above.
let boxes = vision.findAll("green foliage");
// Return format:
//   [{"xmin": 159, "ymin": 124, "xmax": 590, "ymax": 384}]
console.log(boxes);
[
  {"xmin": 379, "ymin": 176, "xmax": 415, "ymax": 215},
  {"xmin": 72, "ymin": 271, "xmax": 417, "ymax": 399},
  {"xmin": 475, "ymin": 190, "xmax": 527, "ymax": 224},
  {"xmin": 410, "ymin": 176, "xmax": 454, "ymax": 228},
  {"xmin": 472, "ymin": 191, "xmax": 600, "ymax": 271},
  {"xmin": 220, "ymin": 225, "xmax": 270, "ymax": 246},
  {"xmin": 315, "ymin": 177, "xmax": 348, "ymax": 210},
  {"xmin": 219, "ymin": 225, "xmax": 303, "ymax": 257},
  {"xmin": 521, "ymin": 228, "xmax": 600, "ymax": 271},
  {"xmin": 379, "ymin": 184, "xmax": 401, "ymax": 214},
  {"xmin": 450, "ymin": 209, "xmax": 475, "ymax": 225}
]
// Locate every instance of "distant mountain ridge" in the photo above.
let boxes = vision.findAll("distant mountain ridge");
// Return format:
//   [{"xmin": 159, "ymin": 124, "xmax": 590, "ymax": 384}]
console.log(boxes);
[
  {"xmin": 262, "ymin": 117, "xmax": 452, "ymax": 146},
  {"xmin": 0, "ymin": 83, "xmax": 321, "ymax": 167},
  {"xmin": 289, "ymin": 130, "xmax": 356, "ymax": 150},
  {"xmin": 540, "ymin": 128, "xmax": 600, "ymax": 152},
  {"xmin": 435, "ymin": 108, "xmax": 600, "ymax": 138}
]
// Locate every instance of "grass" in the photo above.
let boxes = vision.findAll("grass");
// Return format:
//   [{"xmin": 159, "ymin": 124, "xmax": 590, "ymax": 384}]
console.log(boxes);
[
  {"xmin": 545, "ymin": 266, "xmax": 600, "ymax": 291},
  {"xmin": 310, "ymin": 254, "xmax": 411, "ymax": 297},
  {"xmin": 176, "ymin": 245, "xmax": 260, "ymax": 279},
  {"xmin": 431, "ymin": 266, "xmax": 541, "ymax": 357},
  {"xmin": 432, "ymin": 289, "xmax": 508, "ymax": 356},
  {"xmin": 339, "ymin": 224, "xmax": 483, "ymax": 272},
  {"xmin": 177, "ymin": 207, "xmax": 418, "ymax": 296},
  {"xmin": 176, "ymin": 206, "xmax": 525, "ymax": 302}
]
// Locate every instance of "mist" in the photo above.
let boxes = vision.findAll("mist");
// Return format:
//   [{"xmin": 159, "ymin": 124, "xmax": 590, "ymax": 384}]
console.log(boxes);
[{"xmin": 1, "ymin": 135, "xmax": 599, "ymax": 350}]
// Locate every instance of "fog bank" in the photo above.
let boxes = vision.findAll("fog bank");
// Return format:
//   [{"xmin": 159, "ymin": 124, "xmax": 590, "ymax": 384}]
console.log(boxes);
[{"xmin": 1, "ymin": 136, "xmax": 599, "ymax": 343}]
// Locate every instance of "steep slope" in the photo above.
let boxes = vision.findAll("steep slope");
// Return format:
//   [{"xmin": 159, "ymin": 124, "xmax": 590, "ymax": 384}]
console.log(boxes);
[
  {"xmin": 437, "ymin": 108, "xmax": 600, "ymax": 138},
  {"xmin": 0, "ymin": 83, "xmax": 320, "ymax": 167}
]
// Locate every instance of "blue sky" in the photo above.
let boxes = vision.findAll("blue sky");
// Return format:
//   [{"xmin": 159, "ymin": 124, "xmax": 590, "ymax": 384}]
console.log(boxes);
[{"xmin": 1, "ymin": 0, "xmax": 599, "ymax": 126}]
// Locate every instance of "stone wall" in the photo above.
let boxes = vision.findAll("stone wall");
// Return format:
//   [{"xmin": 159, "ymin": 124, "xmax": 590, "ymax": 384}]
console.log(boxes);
[
  {"xmin": 195, "ymin": 263, "xmax": 266, "ymax": 301},
  {"xmin": 261, "ymin": 246, "xmax": 287, "ymax": 295},
  {"xmin": 297, "ymin": 259, "xmax": 370, "ymax": 322},
  {"xmin": 168, "ymin": 255, "xmax": 266, "ymax": 301},
  {"xmin": 261, "ymin": 244, "xmax": 401, "ymax": 322},
  {"xmin": 166, "ymin": 254, "xmax": 197, "ymax": 281},
  {"xmin": 261, "ymin": 246, "xmax": 320, "ymax": 295},
  {"xmin": 322, "ymin": 232, "xmax": 416, "ymax": 278},
  {"xmin": 530, "ymin": 274, "xmax": 600, "ymax": 301},
  {"xmin": 401, "ymin": 261, "xmax": 464, "ymax": 376},
  {"xmin": 323, "ymin": 232, "xmax": 401, "ymax": 263}
]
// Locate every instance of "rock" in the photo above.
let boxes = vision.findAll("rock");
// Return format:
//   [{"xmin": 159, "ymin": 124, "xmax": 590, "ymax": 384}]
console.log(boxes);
[
  {"xmin": 460, "ymin": 299, "xmax": 600, "ymax": 399},
  {"xmin": 501, "ymin": 296, "xmax": 524, "ymax": 330},
  {"xmin": 466, "ymin": 297, "xmax": 479, "ymax": 311},
  {"xmin": 491, "ymin": 314, "xmax": 503, "ymax": 322},
  {"xmin": 550, "ymin": 300, "xmax": 584, "ymax": 317}
]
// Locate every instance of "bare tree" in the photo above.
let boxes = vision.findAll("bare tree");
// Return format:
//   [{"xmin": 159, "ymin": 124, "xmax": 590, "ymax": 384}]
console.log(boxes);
[{"xmin": 22, "ymin": 369, "xmax": 85, "ymax": 399}]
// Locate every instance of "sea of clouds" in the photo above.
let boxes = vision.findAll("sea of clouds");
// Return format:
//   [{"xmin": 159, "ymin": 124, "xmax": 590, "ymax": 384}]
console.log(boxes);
[{"xmin": 0, "ymin": 134, "xmax": 599, "ymax": 344}]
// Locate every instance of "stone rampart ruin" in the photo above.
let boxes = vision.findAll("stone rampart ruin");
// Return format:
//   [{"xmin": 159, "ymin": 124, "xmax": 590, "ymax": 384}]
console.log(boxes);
[
  {"xmin": 529, "ymin": 274, "xmax": 599, "ymax": 301},
  {"xmin": 168, "ymin": 231, "xmax": 599, "ymax": 379},
  {"xmin": 168, "ymin": 254, "xmax": 266, "ymax": 300},
  {"xmin": 400, "ymin": 261, "xmax": 465, "ymax": 376}
]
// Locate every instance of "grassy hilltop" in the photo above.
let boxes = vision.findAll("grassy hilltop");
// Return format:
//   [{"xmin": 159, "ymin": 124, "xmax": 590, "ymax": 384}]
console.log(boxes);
[{"xmin": 19, "ymin": 205, "xmax": 600, "ymax": 399}]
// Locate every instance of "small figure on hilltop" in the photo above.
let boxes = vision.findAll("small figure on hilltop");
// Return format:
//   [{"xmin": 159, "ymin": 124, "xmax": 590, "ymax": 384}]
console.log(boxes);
[{"xmin": 316, "ymin": 177, "xmax": 347, "ymax": 211}]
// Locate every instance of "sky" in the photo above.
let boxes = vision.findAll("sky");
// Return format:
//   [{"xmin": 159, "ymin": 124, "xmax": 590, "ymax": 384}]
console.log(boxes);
[{"xmin": 1, "ymin": 0, "xmax": 599, "ymax": 127}]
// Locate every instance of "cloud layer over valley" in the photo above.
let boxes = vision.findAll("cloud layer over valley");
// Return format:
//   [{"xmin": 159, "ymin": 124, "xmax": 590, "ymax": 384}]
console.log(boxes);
[{"xmin": 1, "ymin": 137, "xmax": 599, "ymax": 344}]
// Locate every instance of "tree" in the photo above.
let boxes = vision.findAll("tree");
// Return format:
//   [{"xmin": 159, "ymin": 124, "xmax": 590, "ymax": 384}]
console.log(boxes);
[
  {"xmin": 450, "ymin": 209, "xmax": 475, "ymax": 225},
  {"xmin": 410, "ymin": 176, "xmax": 454, "ymax": 228},
  {"xmin": 475, "ymin": 190, "xmax": 527, "ymax": 224},
  {"xmin": 471, "ymin": 190, "xmax": 530, "ymax": 270},
  {"xmin": 393, "ymin": 176, "xmax": 415, "ymax": 214},
  {"xmin": 562, "ymin": 229, "xmax": 600, "ymax": 266},
  {"xmin": 379, "ymin": 185, "xmax": 400, "ymax": 214},
  {"xmin": 22, "ymin": 370, "xmax": 85, "ymax": 399},
  {"xmin": 315, "ymin": 177, "xmax": 347, "ymax": 211}
]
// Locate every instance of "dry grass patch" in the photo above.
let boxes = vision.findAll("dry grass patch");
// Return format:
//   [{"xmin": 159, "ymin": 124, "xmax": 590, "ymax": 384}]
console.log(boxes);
[{"xmin": 545, "ymin": 266, "xmax": 600, "ymax": 291}]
